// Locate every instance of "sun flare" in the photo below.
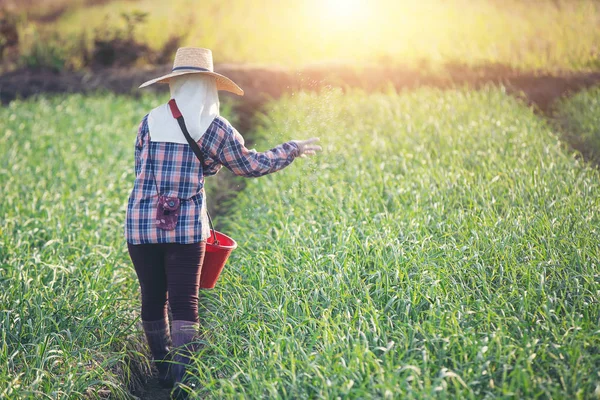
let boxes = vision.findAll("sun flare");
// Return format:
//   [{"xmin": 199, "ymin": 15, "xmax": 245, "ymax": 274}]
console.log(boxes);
[{"xmin": 322, "ymin": 0, "xmax": 366, "ymax": 25}]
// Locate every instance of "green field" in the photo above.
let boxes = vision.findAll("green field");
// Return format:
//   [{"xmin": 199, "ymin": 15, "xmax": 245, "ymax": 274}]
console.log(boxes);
[
  {"xmin": 190, "ymin": 88, "xmax": 600, "ymax": 398},
  {"xmin": 1, "ymin": 88, "xmax": 599, "ymax": 398},
  {"xmin": 0, "ymin": 94, "xmax": 233, "ymax": 398},
  {"xmin": 556, "ymin": 86, "xmax": 600, "ymax": 163},
  {"xmin": 13, "ymin": 0, "xmax": 600, "ymax": 71}
]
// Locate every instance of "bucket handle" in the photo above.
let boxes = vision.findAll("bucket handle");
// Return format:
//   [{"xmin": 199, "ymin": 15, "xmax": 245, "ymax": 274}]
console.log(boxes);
[{"xmin": 207, "ymin": 209, "xmax": 219, "ymax": 246}]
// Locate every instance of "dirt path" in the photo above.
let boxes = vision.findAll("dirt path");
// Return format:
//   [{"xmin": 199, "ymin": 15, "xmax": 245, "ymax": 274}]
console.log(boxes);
[
  {"xmin": 130, "ymin": 377, "xmax": 172, "ymax": 400},
  {"xmin": 1, "ymin": 63, "xmax": 600, "ymax": 134}
]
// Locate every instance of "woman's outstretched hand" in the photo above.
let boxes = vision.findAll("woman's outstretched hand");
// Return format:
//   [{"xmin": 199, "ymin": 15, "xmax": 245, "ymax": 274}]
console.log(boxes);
[{"xmin": 292, "ymin": 138, "xmax": 322, "ymax": 158}]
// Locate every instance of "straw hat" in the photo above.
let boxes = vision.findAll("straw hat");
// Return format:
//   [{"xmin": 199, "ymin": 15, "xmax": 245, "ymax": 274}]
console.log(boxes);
[{"xmin": 139, "ymin": 47, "xmax": 244, "ymax": 96}]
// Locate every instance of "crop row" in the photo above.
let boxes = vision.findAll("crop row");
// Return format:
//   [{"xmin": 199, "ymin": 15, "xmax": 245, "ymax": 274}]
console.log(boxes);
[
  {"xmin": 1, "ymin": 87, "xmax": 599, "ymax": 398},
  {"xmin": 189, "ymin": 87, "xmax": 600, "ymax": 398}
]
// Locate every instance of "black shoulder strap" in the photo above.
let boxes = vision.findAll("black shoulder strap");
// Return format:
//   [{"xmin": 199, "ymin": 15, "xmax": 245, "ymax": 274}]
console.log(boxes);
[
  {"xmin": 167, "ymin": 98, "xmax": 218, "ymax": 244},
  {"xmin": 168, "ymin": 99, "xmax": 205, "ymax": 165}
]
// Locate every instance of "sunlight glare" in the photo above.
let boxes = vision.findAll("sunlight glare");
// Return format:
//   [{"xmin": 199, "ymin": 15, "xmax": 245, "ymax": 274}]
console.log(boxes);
[{"xmin": 322, "ymin": 0, "xmax": 366, "ymax": 25}]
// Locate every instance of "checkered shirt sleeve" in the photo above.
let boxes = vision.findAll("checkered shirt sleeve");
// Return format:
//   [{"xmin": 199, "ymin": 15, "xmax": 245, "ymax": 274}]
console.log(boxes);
[{"xmin": 199, "ymin": 116, "xmax": 300, "ymax": 178}]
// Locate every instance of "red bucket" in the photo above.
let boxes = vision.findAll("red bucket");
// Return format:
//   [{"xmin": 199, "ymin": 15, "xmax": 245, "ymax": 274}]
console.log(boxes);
[{"xmin": 200, "ymin": 230, "xmax": 237, "ymax": 289}]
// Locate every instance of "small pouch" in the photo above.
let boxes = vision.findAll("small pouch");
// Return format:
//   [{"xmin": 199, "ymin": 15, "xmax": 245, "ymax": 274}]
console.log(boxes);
[{"xmin": 155, "ymin": 195, "xmax": 181, "ymax": 230}]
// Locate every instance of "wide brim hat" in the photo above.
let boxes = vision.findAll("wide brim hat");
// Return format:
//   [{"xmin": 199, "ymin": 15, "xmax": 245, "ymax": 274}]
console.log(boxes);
[{"xmin": 139, "ymin": 47, "xmax": 244, "ymax": 96}]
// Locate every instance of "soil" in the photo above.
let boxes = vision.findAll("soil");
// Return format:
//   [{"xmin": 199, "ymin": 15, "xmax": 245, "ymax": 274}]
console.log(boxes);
[
  {"xmin": 129, "ymin": 375, "xmax": 172, "ymax": 400},
  {"xmin": 2, "ymin": 63, "xmax": 600, "ymax": 134},
  {"xmin": 3, "ymin": 63, "xmax": 599, "ymax": 400}
]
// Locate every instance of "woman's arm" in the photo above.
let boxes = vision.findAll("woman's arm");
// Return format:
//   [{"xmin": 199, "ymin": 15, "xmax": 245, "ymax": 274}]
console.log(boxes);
[
  {"xmin": 207, "ymin": 118, "xmax": 320, "ymax": 178},
  {"xmin": 219, "ymin": 128, "xmax": 298, "ymax": 177}
]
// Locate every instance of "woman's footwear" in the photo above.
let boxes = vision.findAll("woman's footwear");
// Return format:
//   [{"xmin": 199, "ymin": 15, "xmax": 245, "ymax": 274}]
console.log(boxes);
[
  {"xmin": 170, "ymin": 320, "xmax": 199, "ymax": 398},
  {"xmin": 142, "ymin": 318, "xmax": 174, "ymax": 388}
]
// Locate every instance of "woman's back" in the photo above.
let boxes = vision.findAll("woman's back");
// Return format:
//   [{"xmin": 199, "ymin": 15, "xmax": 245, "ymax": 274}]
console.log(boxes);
[{"xmin": 125, "ymin": 112, "xmax": 301, "ymax": 244}]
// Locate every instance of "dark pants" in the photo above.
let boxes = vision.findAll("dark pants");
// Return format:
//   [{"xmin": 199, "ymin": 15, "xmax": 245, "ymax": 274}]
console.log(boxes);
[{"xmin": 127, "ymin": 241, "xmax": 206, "ymax": 323}]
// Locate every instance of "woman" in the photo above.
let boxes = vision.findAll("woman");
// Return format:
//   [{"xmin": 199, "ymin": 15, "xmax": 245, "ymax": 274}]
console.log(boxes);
[{"xmin": 125, "ymin": 48, "xmax": 321, "ymax": 396}]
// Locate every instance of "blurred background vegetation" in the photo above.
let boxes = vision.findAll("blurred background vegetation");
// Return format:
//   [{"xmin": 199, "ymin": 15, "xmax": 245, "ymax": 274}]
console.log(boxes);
[{"xmin": 0, "ymin": 0, "xmax": 599, "ymax": 72}]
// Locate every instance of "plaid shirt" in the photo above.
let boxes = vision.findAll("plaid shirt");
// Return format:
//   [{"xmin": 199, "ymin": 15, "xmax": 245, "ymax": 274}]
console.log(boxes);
[{"xmin": 125, "ymin": 114, "xmax": 299, "ymax": 244}]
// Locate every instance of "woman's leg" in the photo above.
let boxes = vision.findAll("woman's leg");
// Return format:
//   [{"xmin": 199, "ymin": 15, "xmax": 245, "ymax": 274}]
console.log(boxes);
[
  {"xmin": 127, "ymin": 243, "xmax": 172, "ymax": 387},
  {"xmin": 163, "ymin": 241, "xmax": 206, "ymax": 392},
  {"xmin": 164, "ymin": 242, "xmax": 206, "ymax": 323},
  {"xmin": 127, "ymin": 243, "xmax": 169, "ymax": 321}
]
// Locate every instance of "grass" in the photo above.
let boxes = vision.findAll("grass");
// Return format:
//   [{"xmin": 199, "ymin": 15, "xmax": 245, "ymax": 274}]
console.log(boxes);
[
  {"xmin": 0, "ymin": 92, "xmax": 234, "ymax": 398},
  {"xmin": 0, "ymin": 94, "xmax": 152, "ymax": 399},
  {"xmin": 186, "ymin": 88, "xmax": 600, "ymax": 398},
  {"xmin": 555, "ymin": 86, "xmax": 600, "ymax": 163},
  {"xmin": 14, "ymin": 0, "xmax": 600, "ymax": 72},
  {"xmin": 1, "ymin": 88, "xmax": 599, "ymax": 398}
]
